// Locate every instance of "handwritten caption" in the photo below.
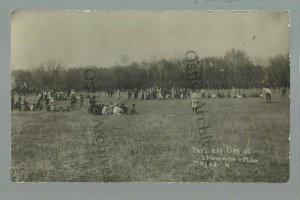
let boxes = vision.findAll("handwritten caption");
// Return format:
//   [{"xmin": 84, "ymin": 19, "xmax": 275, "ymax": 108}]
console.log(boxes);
[{"xmin": 188, "ymin": 146, "xmax": 259, "ymax": 168}]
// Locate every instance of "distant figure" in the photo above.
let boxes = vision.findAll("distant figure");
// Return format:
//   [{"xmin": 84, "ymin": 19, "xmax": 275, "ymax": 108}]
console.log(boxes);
[
  {"xmin": 141, "ymin": 90, "xmax": 145, "ymax": 100},
  {"xmin": 127, "ymin": 90, "xmax": 132, "ymax": 99},
  {"xmin": 36, "ymin": 98, "xmax": 43, "ymax": 110},
  {"xmin": 134, "ymin": 89, "xmax": 139, "ymax": 100},
  {"xmin": 70, "ymin": 93, "xmax": 77, "ymax": 110},
  {"xmin": 201, "ymin": 89, "xmax": 206, "ymax": 99},
  {"xmin": 158, "ymin": 89, "xmax": 163, "ymax": 100},
  {"xmin": 11, "ymin": 94, "xmax": 15, "ymax": 111},
  {"xmin": 130, "ymin": 104, "xmax": 137, "ymax": 115},
  {"xmin": 282, "ymin": 87, "xmax": 287, "ymax": 97},
  {"xmin": 30, "ymin": 104, "xmax": 36, "ymax": 111},
  {"xmin": 17, "ymin": 94, "xmax": 22, "ymax": 111},
  {"xmin": 79, "ymin": 94, "xmax": 84, "ymax": 108},
  {"xmin": 221, "ymin": 92, "xmax": 225, "ymax": 98},
  {"xmin": 23, "ymin": 98, "xmax": 30, "ymax": 111},
  {"xmin": 45, "ymin": 94, "xmax": 50, "ymax": 106},
  {"xmin": 263, "ymin": 87, "xmax": 272, "ymax": 103},
  {"xmin": 21, "ymin": 95, "xmax": 26, "ymax": 111},
  {"xmin": 191, "ymin": 90, "xmax": 199, "ymax": 113},
  {"xmin": 232, "ymin": 87, "xmax": 237, "ymax": 98},
  {"xmin": 89, "ymin": 96, "xmax": 96, "ymax": 113},
  {"xmin": 117, "ymin": 89, "xmax": 121, "ymax": 100}
]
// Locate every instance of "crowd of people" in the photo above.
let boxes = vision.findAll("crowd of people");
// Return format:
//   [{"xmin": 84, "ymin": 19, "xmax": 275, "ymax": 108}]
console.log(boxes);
[
  {"xmin": 11, "ymin": 85, "xmax": 288, "ymax": 113},
  {"xmin": 11, "ymin": 89, "xmax": 138, "ymax": 116},
  {"xmin": 123, "ymin": 86, "xmax": 286, "ymax": 101},
  {"xmin": 11, "ymin": 92, "xmax": 71, "ymax": 112},
  {"xmin": 126, "ymin": 87, "xmax": 191, "ymax": 100},
  {"xmin": 88, "ymin": 96, "xmax": 137, "ymax": 115}
]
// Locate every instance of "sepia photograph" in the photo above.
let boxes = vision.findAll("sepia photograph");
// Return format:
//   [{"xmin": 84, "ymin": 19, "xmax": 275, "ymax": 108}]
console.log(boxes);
[{"xmin": 10, "ymin": 10, "xmax": 290, "ymax": 182}]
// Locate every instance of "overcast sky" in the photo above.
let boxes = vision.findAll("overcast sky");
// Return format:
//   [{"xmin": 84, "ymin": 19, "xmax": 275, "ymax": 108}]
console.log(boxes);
[{"xmin": 11, "ymin": 11, "xmax": 290, "ymax": 70}]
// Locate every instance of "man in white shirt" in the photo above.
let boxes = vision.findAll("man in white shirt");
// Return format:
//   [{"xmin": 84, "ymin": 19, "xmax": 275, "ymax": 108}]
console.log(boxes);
[
  {"xmin": 113, "ymin": 104, "xmax": 123, "ymax": 115},
  {"xmin": 263, "ymin": 87, "xmax": 272, "ymax": 103}
]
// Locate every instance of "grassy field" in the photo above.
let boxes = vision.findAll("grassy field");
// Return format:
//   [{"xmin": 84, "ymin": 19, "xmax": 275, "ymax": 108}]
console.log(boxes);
[{"xmin": 11, "ymin": 91, "xmax": 290, "ymax": 182}]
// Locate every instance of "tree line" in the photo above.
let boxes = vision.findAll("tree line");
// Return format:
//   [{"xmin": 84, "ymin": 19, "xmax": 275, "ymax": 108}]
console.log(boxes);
[{"xmin": 11, "ymin": 49, "xmax": 290, "ymax": 93}]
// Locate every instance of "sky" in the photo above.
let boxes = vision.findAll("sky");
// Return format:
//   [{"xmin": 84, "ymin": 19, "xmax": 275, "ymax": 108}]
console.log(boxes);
[{"xmin": 11, "ymin": 11, "xmax": 290, "ymax": 70}]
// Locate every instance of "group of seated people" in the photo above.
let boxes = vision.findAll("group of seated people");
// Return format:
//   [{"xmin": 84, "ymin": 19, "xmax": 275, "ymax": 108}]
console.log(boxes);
[
  {"xmin": 13, "ymin": 100, "xmax": 71, "ymax": 112},
  {"xmin": 202, "ymin": 91, "xmax": 263, "ymax": 99},
  {"xmin": 89, "ymin": 96, "xmax": 137, "ymax": 115}
]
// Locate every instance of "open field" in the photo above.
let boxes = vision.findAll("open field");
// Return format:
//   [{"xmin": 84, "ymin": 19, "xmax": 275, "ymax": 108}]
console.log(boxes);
[{"xmin": 11, "ymin": 91, "xmax": 290, "ymax": 182}]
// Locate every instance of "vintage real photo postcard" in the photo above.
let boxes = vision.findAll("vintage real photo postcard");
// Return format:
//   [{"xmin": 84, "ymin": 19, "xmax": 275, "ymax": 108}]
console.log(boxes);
[{"xmin": 10, "ymin": 11, "xmax": 290, "ymax": 182}]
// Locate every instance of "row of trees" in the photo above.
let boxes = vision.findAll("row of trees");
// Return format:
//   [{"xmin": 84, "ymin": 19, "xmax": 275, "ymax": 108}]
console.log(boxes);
[{"xmin": 11, "ymin": 49, "xmax": 290, "ymax": 93}]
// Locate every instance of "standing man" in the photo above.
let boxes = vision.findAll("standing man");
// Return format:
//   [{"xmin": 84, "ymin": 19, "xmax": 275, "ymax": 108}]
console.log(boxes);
[
  {"xmin": 70, "ymin": 93, "xmax": 77, "ymax": 110},
  {"xmin": 45, "ymin": 93, "xmax": 50, "ymax": 107},
  {"xmin": 117, "ymin": 89, "xmax": 121, "ymax": 101},
  {"xmin": 89, "ymin": 96, "xmax": 96, "ymax": 113},
  {"xmin": 191, "ymin": 90, "xmax": 199, "ymax": 113},
  {"xmin": 134, "ymin": 89, "xmax": 138, "ymax": 100},
  {"xmin": 201, "ymin": 89, "xmax": 206, "ymax": 99},
  {"xmin": 263, "ymin": 87, "xmax": 272, "ymax": 103},
  {"xmin": 232, "ymin": 87, "xmax": 236, "ymax": 98},
  {"xmin": 11, "ymin": 93, "xmax": 15, "ymax": 111},
  {"xmin": 79, "ymin": 94, "xmax": 84, "ymax": 108},
  {"xmin": 282, "ymin": 87, "xmax": 287, "ymax": 97},
  {"xmin": 127, "ymin": 90, "xmax": 132, "ymax": 99},
  {"xmin": 20, "ymin": 94, "xmax": 26, "ymax": 111}
]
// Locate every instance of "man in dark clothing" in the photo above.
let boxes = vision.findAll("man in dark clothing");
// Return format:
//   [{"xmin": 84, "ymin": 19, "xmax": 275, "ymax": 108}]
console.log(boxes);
[
  {"xmin": 111, "ymin": 90, "xmax": 114, "ymax": 98},
  {"xmin": 70, "ymin": 94, "xmax": 77, "ymax": 110},
  {"xmin": 128, "ymin": 90, "xmax": 132, "ymax": 99},
  {"xmin": 130, "ymin": 104, "xmax": 137, "ymax": 115},
  {"xmin": 45, "ymin": 95, "xmax": 50, "ymax": 106},
  {"xmin": 11, "ymin": 94, "xmax": 15, "ymax": 111},
  {"xmin": 282, "ymin": 87, "xmax": 287, "ymax": 97},
  {"xmin": 120, "ymin": 103, "xmax": 129, "ymax": 115},
  {"xmin": 134, "ymin": 89, "xmax": 138, "ymax": 100},
  {"xmin": 17, "ymin": 94, "xmax": 22, "ymax": 111},
  {"xmin": 79, "ymin": 95, "xmax": 84, "ymax": 108},
  {"xmin": 36, "ymin": 98, "xmax": 43, "ymax": 110},
  {"xmin": 23, "ymin": 99, "xmax": 30, "ymax": 111},
  {"xmin": 263, "ymin": 87, "xmax": 272, "ymax": 103},
  {"xmin": 89, "ymin": 96, "xmax": 96, "ymax": 113}
]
